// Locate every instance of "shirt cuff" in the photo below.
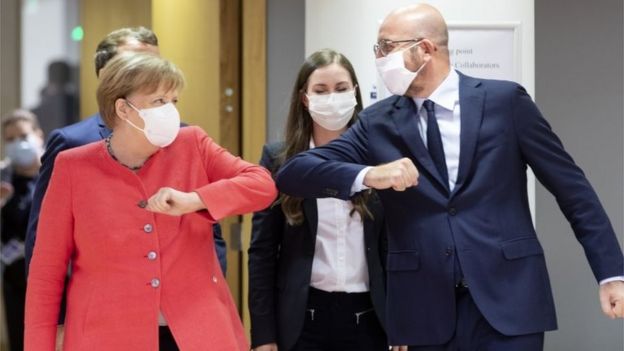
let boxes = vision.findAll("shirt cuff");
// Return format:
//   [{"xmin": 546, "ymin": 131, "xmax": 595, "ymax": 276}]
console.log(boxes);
[
  {"xmin": 350, "ymin": 166, "xmax": 372, "ymax": 195},
  {"xmin": 599, "ymin": 276, "xmax": 624, "ymax": 285}
]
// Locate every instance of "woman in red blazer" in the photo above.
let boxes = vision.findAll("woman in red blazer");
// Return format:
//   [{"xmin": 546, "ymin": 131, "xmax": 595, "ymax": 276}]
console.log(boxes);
[{"xmin": 24, "ymin": 52, "xmax": 277, "ymax": 351}]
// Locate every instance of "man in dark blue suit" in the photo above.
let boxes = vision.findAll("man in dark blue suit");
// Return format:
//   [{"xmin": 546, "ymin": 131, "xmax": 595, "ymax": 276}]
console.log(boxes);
[
  {"xmin": 275, "ymin": 4, "xmax": 624, "ymax": 351},
  {"xmin": 24, "ymin": 30, "xmax": 228, "ymax": 347}
]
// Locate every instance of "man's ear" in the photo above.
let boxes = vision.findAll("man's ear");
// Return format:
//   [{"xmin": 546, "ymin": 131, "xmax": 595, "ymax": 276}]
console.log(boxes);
[{"xmin": 420, "ymin": 39, "xmax": 437, "ymax": 55}]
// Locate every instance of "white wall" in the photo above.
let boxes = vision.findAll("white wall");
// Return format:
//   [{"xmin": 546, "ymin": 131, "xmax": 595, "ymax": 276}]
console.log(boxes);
[
  {"xmin": 534, "ymin": 0, "xmax": 624, "ymax": 349},
  {"xmin": 267, "ymin": 0, "xmax": 306, "ymax": 142}
]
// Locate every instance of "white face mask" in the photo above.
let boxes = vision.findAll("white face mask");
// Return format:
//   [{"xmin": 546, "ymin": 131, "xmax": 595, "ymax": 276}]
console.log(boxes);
[
  {"xmin": 125, "ymin": 101, "xmax": 180, "ymax": 147},
  {"xmin": 375, "ymin": 42, "xmax": 428, "ymax": 96},
  {"xmin": 306, "ymin": 90, "xmax": 357, "ymax": 131},
  {"xmin": 5, "ymin": 134, "xmax": 42, "ymax": 167}
]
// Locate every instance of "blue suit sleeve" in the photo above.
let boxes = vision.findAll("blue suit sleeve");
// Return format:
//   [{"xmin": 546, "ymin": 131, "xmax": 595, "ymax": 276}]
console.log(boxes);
[
  {"xmin": 275, "ymin": 115, "xmax": 371, "ymax": 200},
  {"xmin": 247, "ymin": 143, "xmax": 284, "ymax": 348},
  {"xmin": 511, "ymin": 85, "xmax": 624, "ymax": 282},
  {"xmin": 25, "ymin": 128, "xmax": 70, "ymax": 277}
]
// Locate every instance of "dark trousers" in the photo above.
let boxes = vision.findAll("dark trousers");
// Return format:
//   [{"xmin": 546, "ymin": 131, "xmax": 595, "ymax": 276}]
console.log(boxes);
[
  {"xmin": 409, "ymin": 286, "xmax": 544, "ymax": 351},
  {"xmin": 291, "ymin": 287, "xmax": 387, "ymax": 351},
  {"xmin": 159, "ymin": 326, "xmax": 180, "ymax": 351},
  {"xmin": 3, "ymin": 259, "xmax": 25, "ymax": 351}
]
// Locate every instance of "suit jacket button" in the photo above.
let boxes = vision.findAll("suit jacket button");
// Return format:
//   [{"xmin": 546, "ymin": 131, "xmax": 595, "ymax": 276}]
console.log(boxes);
[
  {"xmin": 448, "ymin": 207, "xmax": 457, "ymax": 216},
  {"xmin": 138, "ymin": 200, "xmax": 148, "ymax": 208},
  {"xmin": 144, "ymin": 224, "xmax": 153, "ymax": 233}
]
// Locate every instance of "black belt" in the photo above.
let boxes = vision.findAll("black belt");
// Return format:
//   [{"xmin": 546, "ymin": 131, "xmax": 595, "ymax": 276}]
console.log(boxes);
[
  {"xmin": 307, "ymin": 287, "xmax": 373, "ymax": 310},
  {"xmin": 308, "ymin": 287, "xmax": 371, "ymax": 305}
]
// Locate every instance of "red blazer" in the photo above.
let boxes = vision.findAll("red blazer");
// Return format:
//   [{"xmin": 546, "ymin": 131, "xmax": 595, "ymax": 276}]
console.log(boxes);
[{"xmin": 25, "ymin": 126, "xmax": 277, "ymax": 350}]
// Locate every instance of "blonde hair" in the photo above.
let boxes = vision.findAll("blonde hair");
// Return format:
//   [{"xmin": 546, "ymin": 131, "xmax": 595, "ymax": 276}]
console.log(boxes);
[{"xmin": 96, "ymin": 52, "xmax": 185, "ymax": 128}]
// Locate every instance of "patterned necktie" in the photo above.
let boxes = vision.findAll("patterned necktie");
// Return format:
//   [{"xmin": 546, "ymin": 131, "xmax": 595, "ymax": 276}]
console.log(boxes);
[{"xmin": 422, "ymin": 99, "xmax": 449, "ymax": 188}]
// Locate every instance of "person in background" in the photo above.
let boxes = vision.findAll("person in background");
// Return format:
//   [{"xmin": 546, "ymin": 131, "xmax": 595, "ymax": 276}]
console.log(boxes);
[
  {"xmin": 31, "ymin": 60, "xmax": 80, "ymax": 136},
  {"xmin": 248, "ymin": 49, "xmax": 387, "ymax": 351},
  {"xmin": 1, "ymin": 109, "xmax": 45, "ymax": 351},
  {"xmin": 275, "ymin": 4, "xmax": 624, "ymax": 351},
  {"xmin": 25, "ymin": 52, "xmax": 276, "ymax": 350}
]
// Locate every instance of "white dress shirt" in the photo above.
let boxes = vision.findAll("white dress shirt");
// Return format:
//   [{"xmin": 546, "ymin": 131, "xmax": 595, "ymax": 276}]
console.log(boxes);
[
  {"xmin": 413, "ymin": 69, "xmax": 461, "ymax": 191},
  {"xmin": 310, "ymin": 140, "xmax": 370, "ymax": 293}
]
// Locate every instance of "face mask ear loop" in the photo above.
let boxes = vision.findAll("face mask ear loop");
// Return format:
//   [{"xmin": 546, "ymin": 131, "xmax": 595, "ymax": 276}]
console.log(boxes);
[
  {"xmin": 404, "ymin": 40, "xmax": 429, "ymax": 74},
  {"xmin": 118, "ymin": 100, "xmax": 145, "ymax": 133},
  {"xmin": 123, "ymin": 117, "xmax": 145, "ymax": 133},
  {"xmin": 414, "ymin": 58, "xmax": 429, "ymax": 75}
]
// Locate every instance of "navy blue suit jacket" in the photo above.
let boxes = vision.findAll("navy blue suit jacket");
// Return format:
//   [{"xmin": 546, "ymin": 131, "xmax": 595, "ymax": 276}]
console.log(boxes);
[
  {"xmin": 276, "ymin": 72, "xmax": 624, "ymax": 345},
  {"xmin": 25, "ymin": 113, "xmax": 227, "ymax": 278}
]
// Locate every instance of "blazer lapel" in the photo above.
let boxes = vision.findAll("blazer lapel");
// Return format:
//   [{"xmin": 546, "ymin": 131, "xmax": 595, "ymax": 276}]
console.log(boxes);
[
  {"xmin": 302, "ymin": 199, "xmax": 318, "ymax": 241},
  {"xmin": 391, "ymin": 97, "xmax": 449, "ymax": 192},
  {"xmin": 452, "ymin": 73, "xmax": 485, "ymax": 197}
]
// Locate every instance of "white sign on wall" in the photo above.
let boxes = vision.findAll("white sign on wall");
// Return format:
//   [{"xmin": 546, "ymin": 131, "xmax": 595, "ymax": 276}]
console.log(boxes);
[{"xmin": 448, "ymin": 23, "xmax": 520, "ymax": 81}]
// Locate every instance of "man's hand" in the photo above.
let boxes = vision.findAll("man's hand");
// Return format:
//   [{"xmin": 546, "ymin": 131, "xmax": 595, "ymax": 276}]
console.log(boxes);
[
  {"xmin": 391, "ymin": 346, "xmax": 408, "ymax": 351},
  {"xmin": 599, "ymin": 280, "xmax": 624, "ymax": 318},
  {"xmin": 146, "ymin": 187, "xmax": 205, "ymax": 216},
  {"xmin": 364, "ymin": 158, "xmax": 418, "ymax": 191},
  {"xmin": 55, "ymin": 325, "xmax": 64, "ymax": 351},
  {"xmin": 252, "ymin": 343, "xmax": 278, "ymax": 351}
]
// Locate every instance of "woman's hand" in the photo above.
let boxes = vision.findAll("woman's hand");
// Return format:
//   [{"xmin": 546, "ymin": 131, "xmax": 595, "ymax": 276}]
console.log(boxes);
[{"xmin": 146, "ymin": 187, "xmax": 206, "ymax": 216}]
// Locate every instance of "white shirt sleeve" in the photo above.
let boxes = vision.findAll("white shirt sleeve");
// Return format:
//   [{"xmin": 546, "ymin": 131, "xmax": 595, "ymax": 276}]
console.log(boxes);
[
  {"xmin": 599, "ymin": 276, "xmax": 624, "ymax": 285},
  {"xmin": 350, "ymin": 166, "xmax": 373, "ymax": 195}
]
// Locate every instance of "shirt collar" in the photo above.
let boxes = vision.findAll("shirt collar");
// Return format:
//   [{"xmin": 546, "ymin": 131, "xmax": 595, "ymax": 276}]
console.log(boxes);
[{"xmin": 413, "ymin": 68, "xmax": 459, "ymax": 112}]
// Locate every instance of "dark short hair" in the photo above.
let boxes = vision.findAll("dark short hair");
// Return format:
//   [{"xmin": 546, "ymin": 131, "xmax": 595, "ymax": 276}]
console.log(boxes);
[{"xmin": 94, "ymin": 27, "xmax": 158, "ymax": 77}]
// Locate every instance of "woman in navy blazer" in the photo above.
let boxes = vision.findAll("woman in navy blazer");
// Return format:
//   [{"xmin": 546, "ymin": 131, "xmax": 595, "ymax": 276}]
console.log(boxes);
[{"xmin": 248, "ymin": 49, "xmax": 387, "ymax": 351}]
